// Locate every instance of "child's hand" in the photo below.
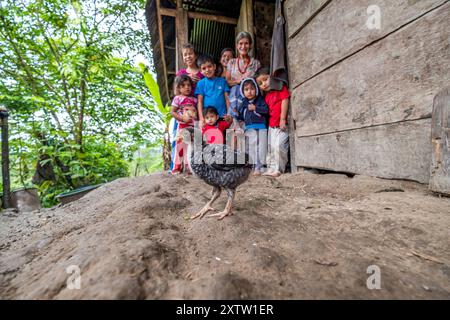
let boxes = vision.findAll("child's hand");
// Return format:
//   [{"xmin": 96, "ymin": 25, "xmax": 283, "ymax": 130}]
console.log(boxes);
[
  {"xmin": 248, "ymin": 104, "xmax": 256, "ymax": 111},
  {"xmin": 175, "ymin": 133, "xmax": 183, "ymax": 143},
  {"xmin": 199, "ymin": 118, "xmax": 205, "ymax": 128},
  {"xmin": 189, "ymin": 73, "xmax": 200, "ymax": 83},
  {"xmin": 223, "ymin": 114, "xmax": 232, "ymax": 123},
  {"xmin": 280, "ymin": 119, "xmax": 287, "ymax": 131},
  {"xmin": 181, "ymin": 114, "xmax": 191, "ymax": 123}
]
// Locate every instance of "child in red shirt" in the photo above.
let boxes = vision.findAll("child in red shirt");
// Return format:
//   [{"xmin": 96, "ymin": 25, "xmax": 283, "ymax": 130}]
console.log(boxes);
[
  {"xmin": 255, "ymin": 68, "xmax": 290, "ymax": 177},
  {"xmin": 202, "ymin": 107, "xmax": 232, "ymax": 145}
]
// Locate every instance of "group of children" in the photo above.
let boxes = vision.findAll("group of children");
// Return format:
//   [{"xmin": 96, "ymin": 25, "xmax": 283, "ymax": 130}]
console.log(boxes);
[{"xmin": 170, "ymin": 42, "xmax": 290, "ymax": 178}]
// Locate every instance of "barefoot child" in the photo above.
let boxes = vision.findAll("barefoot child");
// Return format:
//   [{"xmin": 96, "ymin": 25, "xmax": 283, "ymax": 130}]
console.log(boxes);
[
  {"xmin": 256, "ymin": 67, "xmax": 290, "ymax": 177},
  {"xmin": 171, "ymin": 74, "xmax": 198, "ymax": 175}
]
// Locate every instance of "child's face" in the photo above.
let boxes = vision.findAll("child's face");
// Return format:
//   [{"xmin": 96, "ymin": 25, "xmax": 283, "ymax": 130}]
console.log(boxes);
[
  {"xmin": 182, "ymin": 48, "xmax": 197, "ymax": 68},
  {"xmin": 256, "ymin": 74, "xmax": 270, "ymax": 92},
  {"xmin": 200, "ymin": 62, "xmax": 216, "ymax": 79},
  {"xmin": 179, "ymin": 81, "xmax": 192, "ymax": 96},
  {"xmin": 204, "ymin": 112, "xmax": 219, "ymax": 126},
  {"xmin": 243, "ymin": 83, "xmax": 257, "ymax": 100},
  {"xmin": 237, "ymin": 38, "xmax": 251, "ymax": 57},
  {"xmin": 220, "ymin": 51, "xmax": 233, "ymax": 68}
]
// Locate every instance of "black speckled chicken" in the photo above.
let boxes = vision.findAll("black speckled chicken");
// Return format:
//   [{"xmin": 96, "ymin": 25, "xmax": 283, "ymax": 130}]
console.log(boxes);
[{"xmin": 179, "ymin": 127, "xmax": 252, "ymax": 220}]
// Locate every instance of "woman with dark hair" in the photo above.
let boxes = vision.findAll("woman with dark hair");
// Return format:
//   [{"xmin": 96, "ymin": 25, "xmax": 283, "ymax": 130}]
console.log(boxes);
[
  {"xmin": 176, "ymin": 43, "xmax": 204, "ymax": 90},
  {"xmin": 216, "ymin": 47, "xmax": 234, "ymax": 78}
]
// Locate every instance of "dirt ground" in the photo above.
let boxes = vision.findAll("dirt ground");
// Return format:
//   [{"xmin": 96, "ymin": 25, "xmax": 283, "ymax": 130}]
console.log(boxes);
[{"xmin": 0, "ymin": 171, "xmax": 449, "ymax": 299}]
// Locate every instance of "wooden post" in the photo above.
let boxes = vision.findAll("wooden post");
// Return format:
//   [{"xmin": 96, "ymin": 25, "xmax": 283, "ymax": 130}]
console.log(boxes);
[
  {"xmin": 0, "ymin": 107, "xmax": 11, "ymax": 208},
  {"xmin": 176, "ymin": 0, "xmax": 189, "ymax": 71},
  {"xmin": 156, "ymin": 0, "xmax": 170, "ymax": 100},
  {"xmin": 236, "ymin": 0, "xmax": 255, "ymax": 57},
  {"xmin": 429, "ymin": 87, "xmax": 450, "ymax": 195},
  {"xmin": 159, "ymin": 7, "xmax": 238, "ymax": 25}
]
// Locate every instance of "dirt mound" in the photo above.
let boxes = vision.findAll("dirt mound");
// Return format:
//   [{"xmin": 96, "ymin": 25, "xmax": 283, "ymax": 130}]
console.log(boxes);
[{"xmin": 0, "ymin": 172, "xmax": 449, "ymax": 299}]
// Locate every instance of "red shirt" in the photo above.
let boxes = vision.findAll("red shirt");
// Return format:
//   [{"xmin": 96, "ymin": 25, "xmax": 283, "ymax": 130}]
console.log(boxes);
[
  {"xmin": 202, "ymin": 120, "xmax": 231, "ymax": 144},
  {"xmin": 265, "ymin": 85, "xmax": 290, "ymax": 128}
]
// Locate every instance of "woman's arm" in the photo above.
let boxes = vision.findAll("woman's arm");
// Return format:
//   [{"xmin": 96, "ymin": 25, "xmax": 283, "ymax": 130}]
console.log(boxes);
[
  {"xmin": 226, "ymin": 70, "xmax": 239, "ymax": 87},
  {"xmin": 226, "ymin": 60, "xmax": 242, "ymax": 87},
  {"xmin": 197, "ymin": 95, "xmax": 205, "ymax": 127},
  {"xmin": 224, "ymin": 92, "xmax": 230, "ymax": 114}
]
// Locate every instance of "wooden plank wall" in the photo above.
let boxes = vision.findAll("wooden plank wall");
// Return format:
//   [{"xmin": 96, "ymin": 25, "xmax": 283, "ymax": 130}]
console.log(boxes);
[
  {"xmin": 284, "ymin": 0, "xmax": 450, "ymax": 183},
  {"xmin": 254, "ymin": 1, "xmax": 275, "ymax": 68},
  {"xmin": 429, "ymin": 87, "xmax": 450, "ymax": 195}
]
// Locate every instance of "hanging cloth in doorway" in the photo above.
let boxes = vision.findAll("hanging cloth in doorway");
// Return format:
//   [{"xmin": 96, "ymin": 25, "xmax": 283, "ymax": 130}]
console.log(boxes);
[{"xmin": 270, "ymin": 0, "xmax": 289, "ymax": 91}]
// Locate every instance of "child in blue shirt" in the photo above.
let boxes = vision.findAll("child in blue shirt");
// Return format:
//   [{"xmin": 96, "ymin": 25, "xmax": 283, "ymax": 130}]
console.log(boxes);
[{"xmin": 195, "ymin": 54, "xmax": 230, "ymax": 127}]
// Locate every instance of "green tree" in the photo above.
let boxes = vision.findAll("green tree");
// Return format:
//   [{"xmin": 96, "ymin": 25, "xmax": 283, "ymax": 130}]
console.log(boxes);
[
  {"xmin": 0, "ymin": 0, "xmax": 163, "ymax": 206},
  {"xmin": 139, "ymin": 63, "xmax": 172, "ymax": 170}
]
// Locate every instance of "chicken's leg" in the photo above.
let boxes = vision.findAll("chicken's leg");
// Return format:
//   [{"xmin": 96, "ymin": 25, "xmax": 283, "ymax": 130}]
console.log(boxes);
[
  {"xmin": 191, "ymin": 186, "xmax": 221, "ymax": 220},
  {"xmin": 208, "ymin": 188, "xmax": 235, "ymax": 220}
]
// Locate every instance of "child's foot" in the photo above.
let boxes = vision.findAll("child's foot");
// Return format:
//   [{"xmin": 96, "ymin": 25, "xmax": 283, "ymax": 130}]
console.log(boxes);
[
  {"xmin": 267, "ymin": 170, "xmax": 281, "ymax": 177},
  {"xmin": 262, "ymin": 169, "xmax": 274, "ymax": 176},
  {"xmin": 171, "ymin": 169, "xmax": 181, "ymax": 175},
  {"xmin": 253, "ymin": 170, "xmax": 261, "ymax": 176}
]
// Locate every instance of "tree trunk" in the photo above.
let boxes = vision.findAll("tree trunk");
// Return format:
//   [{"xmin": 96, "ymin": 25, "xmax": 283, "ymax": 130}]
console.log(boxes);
[
  {"xmin": 77, "ymin": 78, "xmax": 87, "ymax": 148},
  {"xmin": 163, "ymin": 126, "xmax": 172, "ymax": 171}
]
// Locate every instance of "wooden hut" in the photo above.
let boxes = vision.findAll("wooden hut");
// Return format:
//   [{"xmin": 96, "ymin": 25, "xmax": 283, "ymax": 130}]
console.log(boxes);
[{"xmin": 145, "ymin": 0, "xmax": 450, "ymax": 186}]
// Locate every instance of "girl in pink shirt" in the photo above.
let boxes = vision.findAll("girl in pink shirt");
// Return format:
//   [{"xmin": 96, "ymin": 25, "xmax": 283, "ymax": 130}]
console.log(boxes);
[{"xmin": 171, "ymin": 74, "xmax": 198, "ymax": 175}]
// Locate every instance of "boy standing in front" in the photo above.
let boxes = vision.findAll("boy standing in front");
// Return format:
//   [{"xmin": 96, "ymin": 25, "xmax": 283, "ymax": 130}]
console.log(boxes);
[
  {"xmin": 255, "ymin": 67, "xmax": 290, "ymax": 177},
  {"xmin": 195, "ymin": 54, "xmax": 230, "ymax": 127}
]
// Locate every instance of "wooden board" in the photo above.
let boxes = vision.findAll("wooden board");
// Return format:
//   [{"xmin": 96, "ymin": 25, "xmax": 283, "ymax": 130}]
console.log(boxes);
[
  {"xmin": 295, "ymin": 119, "xmax": 432, "ymax": 183},
  {"xmin": 284, "ymin": 0, "xmax": 330, "ymax": 39},
  {"xmin": 288, "ymin": 102, "xmax": 297, "ymax": 173},
  {"xmin": 175, "ymin": 1, "xmax": 189, "ymax": 71},
  {"xmin": 429, "ymin": 87, "xmax": 450, "ymax": 195},
  {"xmin": 237, "ymin": 0, "xmax": 255, "ymax": 57},
  {"xmin": 287, "ymin": 0, "xmax": 448, "ymax": 87},
  {"xmin": 254, "ymin": 1, "xmax": 275, "ymax": 68},
  {"xmin": 291, "ymin": 3, "xmax": 450, "ymax": 137}
]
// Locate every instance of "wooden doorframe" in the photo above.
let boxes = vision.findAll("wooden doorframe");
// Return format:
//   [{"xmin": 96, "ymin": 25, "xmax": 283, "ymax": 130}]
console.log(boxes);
[
  {"xmin": 157, "ymin": 0, "xmax": 239, "ymax": 72},
  {"xmin": 429, "ymin": 87, "xmax": 450, "ymax": 195},
  {"xmin": 236, "ymin": 0, "xmax": 255, "ymax": 57},
  {"xmin": 175, "ymin": 0, "xmax": 189, "ymax": 71}
]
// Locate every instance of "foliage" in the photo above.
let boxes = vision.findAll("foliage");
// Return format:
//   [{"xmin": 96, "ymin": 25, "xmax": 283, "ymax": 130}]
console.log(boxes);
[
  {"xmin": 129, "ymin": 145, "xmax": 163, "ymax": 177},
  {"xmin": 139, "ymin": 63, "xmax": 173, "ymax": 170},
  {"xmin": 36, "ymin": 135, "xmax": 129, "ymax": 207},
  {"xmin": 0, "ymin": 0, "xmax": 164, "ymax": 206}
]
